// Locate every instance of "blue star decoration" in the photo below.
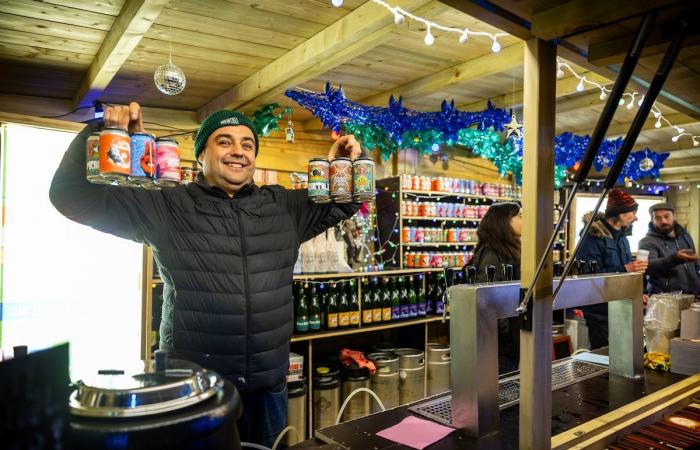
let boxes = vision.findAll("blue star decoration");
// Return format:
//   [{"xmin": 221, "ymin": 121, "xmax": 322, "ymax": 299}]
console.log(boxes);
[{"xmin": 620, "ymin": 149, "xmax": 670, "ymax": 181}]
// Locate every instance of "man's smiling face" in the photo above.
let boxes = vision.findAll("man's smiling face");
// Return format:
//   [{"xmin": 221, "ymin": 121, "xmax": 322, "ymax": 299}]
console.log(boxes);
[{"xmin": 199, "ymin": 125, "xmax": 256, "ymax": 196}]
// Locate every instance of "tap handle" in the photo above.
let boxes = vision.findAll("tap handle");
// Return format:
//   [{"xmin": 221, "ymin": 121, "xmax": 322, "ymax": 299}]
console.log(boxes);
[{"xmin": 486, "ymin": 265, "xmax": 496, "ymax": 283}]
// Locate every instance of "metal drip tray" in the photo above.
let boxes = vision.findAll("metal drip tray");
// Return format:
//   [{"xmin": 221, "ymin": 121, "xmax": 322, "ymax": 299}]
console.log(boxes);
[{"xmin": 410, "ymin": 358, "xmax": 608, "ymax": 426}]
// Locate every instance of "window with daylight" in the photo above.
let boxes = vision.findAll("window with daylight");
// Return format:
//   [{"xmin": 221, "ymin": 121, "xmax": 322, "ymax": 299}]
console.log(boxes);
[{"xmin": 0, "ymin": 123, "xmax": 142, "ymax": 379}]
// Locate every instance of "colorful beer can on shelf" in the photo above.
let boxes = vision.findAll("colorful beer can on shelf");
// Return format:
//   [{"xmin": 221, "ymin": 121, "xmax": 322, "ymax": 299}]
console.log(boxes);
[
  {"xmin": 86, "ymin": 132, "xmax": 109, "ymax": 184},
  {"xmin": 420, "ymin": 252, "xmax": 430, "ymax": 268},
  {"xmin": 447, "ymin": 229, "xmax": 457, "ymax": 243},
  {"xmin": 155, "ymin": 137, "xmax": 181, "ymax": 187},
  {"xmin": 352, "ymin": 157, "xmax": 374, "ymax": 202},
  {"xmin": 180, "ymin": 167, "xmax": 196, "ymax": 184},
  {"xmin": 414, "ymin": 228, "xmax": 425, "ymax": 243},
  {"xmin": 401, "ymin": 174, "xmax": 413, "ymax": 190},
  {"xmin": 98, "ymin": 127, "xmax": 130, "ymax": 183},
  {"xmin": 406, "ymin": 252, "xmax": 415, "ymax": 268},
  {"xmin": 402, "ymin": 228, "xmax": 411, "ymax": 243},
  {"xmin": 308, "ymin": 158, "xmax": 331, "ymax": 203},
  {"xmin": 330, "ymin": 157, "xmax": 352, "ymax": 203},
  {"xmin": 129, "ymin": 132, "xmax": 156, "ymax": 187}
]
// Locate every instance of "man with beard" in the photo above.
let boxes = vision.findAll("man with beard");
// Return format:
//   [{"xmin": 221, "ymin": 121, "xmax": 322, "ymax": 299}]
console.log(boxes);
[
  {"xmin": 578, "ymin": 189, "xmax": 648, "ymax": 349},
  {"xmin": 639, "ymin": 203, "xmax": 700, "ymax": 296}
]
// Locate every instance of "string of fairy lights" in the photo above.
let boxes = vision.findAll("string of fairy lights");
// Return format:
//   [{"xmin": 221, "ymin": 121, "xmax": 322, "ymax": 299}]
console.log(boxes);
[
  {"xmin": 330, "ymin": 0, "xmax": 507, "ymax": 52},
  {"xmin": 556, "ymin": 59, "xmax": 699, "ymax": 147}
]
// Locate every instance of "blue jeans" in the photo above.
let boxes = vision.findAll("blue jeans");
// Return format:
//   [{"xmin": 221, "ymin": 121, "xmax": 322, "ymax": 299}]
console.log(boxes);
[{"xmin": 237, "ymin": 381, "xmax": 288, "ymax": 448}]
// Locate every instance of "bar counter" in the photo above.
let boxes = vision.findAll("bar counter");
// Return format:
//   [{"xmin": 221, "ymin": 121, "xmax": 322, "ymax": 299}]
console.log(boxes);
[{"xmin": 291, "ymin": 368, "xmax": 687, "ymax": 450}]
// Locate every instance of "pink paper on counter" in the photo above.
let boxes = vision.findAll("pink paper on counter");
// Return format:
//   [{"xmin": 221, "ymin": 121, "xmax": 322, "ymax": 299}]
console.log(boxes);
[{"xmin": 376, "ymin": 415, "xmax": 455, "ymax": 449}]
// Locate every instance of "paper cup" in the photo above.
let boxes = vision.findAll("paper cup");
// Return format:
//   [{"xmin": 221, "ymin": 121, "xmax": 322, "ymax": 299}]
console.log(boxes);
[{"xmin": 637, "ymin": 249, "xmax": 650, "ymax": 262}]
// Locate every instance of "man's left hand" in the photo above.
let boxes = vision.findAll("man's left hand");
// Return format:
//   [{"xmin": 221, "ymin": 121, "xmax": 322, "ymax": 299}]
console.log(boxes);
[{"xmin": 329, "ymin": 134, "xmax": 362, "ymax": 161}]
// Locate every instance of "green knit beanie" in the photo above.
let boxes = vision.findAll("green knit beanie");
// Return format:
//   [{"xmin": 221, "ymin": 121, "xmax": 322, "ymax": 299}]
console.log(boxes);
[{"xmin": 194, "ymin": 110, "xmax": 259, "ymax": 161}]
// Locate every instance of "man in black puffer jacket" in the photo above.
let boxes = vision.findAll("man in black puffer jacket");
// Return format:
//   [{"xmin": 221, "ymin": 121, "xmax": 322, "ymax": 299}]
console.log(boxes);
[
  {"xmin": 639, "ymin": 203, "xmax": 700, "ymax": 296},
  {"xmin": 49, "ymin": 103, "xmax": 360, "ymax": 447}
]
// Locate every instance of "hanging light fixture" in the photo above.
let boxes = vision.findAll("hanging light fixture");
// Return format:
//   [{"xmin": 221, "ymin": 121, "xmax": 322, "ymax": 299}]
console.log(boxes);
[{"xmin": 154, "ymin": 31, "xmax": 186, "ymax": 96}]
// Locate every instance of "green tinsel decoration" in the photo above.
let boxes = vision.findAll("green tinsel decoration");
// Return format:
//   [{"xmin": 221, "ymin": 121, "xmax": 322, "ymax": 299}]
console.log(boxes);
[{"xmin": 251, "ymin": 103, "xmax": 292, "ymax": 137}]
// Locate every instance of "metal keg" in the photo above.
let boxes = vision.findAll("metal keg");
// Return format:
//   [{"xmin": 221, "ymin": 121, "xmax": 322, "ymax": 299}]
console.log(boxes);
[
  {"xmin": 340, "ymin": 364, "xmax": 371, "ymax": 422},
  {"xmin": 286, "ymin": 378, "xmax": 306, "ymax": 446},
  {"xmin": 373, "ymin": 342, "xmax": 396, "ymax": 353},
  {"xmin": 426, "ymin": 343, "xmax": 451, "ymax": 396},
  {"xmin": 394, "ymin": 348, "xmax": 425, "ymax": 405},
  {"xmin": 368, "ymin": 352, "xmax": 399, "ymax": 413},
  {"xmin": 312, "ymin": 366, "xmax": 341, "ymax": 431}
]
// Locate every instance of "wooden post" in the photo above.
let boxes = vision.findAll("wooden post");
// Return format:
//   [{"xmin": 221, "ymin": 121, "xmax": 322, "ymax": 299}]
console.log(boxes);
[{"xmin": 519, "ymin": 38, "xmax": 556, "ymax": 450}]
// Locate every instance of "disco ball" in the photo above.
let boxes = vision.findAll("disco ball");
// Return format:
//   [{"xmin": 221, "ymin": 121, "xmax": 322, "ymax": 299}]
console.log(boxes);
[
  {"xmin": 154, "ymin": 62, "xmax": 186, "ymax": 95},
  {"xmin": 639, "ymin": 157, "xmax": 654, "ymax": 172}
]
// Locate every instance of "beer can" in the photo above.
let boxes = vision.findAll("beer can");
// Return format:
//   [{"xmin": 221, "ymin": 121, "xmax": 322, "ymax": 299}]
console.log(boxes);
[
  {"xmin": 402, "ymin": 228, "xmax": 411, "ymax": 243},
  {"xmin": 129, "ymin": 132, "xmax": 156, "ymax": 187},
  {"xmin": 86, "ymin": 132, "xmax": 109, "ymax": 184},
  {"xmin": 180, "ymin": 167, "xmax": 196, "ymax": 184},
  {"xmin": 352, "ymin": 157, "xmax": 374, "ymax": 202},
  {"xmin": 155, "ymin": 138, "xmax": 180, "ymax": 187},
  {"xmin": 99, "ymin": 127, "xmax": 130, "ymax": 184},
  {"xmin": 330, "ymin": 157, "xmax": 352, "ymax": 203},
  {"xmin": 308, "ymin": 158, "xmax": 331, "ymax": 203},
  {"xmin": 406, "ymin": 252, "xmax": 415, "ymax": 268}
]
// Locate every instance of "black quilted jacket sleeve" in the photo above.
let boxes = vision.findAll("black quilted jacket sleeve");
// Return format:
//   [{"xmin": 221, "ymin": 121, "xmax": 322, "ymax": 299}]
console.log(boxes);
[
  {"xmin": 283, "ymin": 189, "xmax": 361, "ymax": 243},
  {"xmin": 48, "ymin": 121, "xmax": 164, "ymax": 245}
]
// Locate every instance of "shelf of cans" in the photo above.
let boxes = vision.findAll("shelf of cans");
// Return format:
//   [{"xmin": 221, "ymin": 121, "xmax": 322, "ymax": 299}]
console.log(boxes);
[
  {"xmin": 308, "ymin": 157, "xmax": 375, "ymax": 203},
  {"xmin": 403, "ymin": 250, "xmax": 473, "ymax": 269},
  {"xmin": 400, "ymin": 174, "xmax": 522, "ymax": 200},
  {"xmin": 402, "ymin": 226, "xmax": 477, "ymax": 244},
  {"xmin": 86, "ymin": 128, "xmax": 198, "ymax": 188},
  {"xmin": 402, "ymin": 201, "xmax": 489, "ymax": 220},
  {"xmin": 291, "ymin": 271, "xmax": 455, "ymax": 340}
]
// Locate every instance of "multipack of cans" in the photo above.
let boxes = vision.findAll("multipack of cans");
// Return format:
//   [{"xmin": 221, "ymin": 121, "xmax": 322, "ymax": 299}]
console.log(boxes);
[
  {"xmin": 400, "ymin": 174, "xmax": 521, "ymax": 199},
  {"xmin": 401, "ymin": 201, "xmax": 489, "ymax": 219},
  {"xmin": 86, "ymin": 128, "xmax": 192, "ymax": 188},
  {"xmin": 401, "ymin": 227, "xmax": 477, "ymax": 243},
  {"xmin": 308, "ymin": 157, "xmax": 375, "ymax": 203},
  {"xmin": 404, "ymin": 251, "xmax": 472, "ymax": 269}
]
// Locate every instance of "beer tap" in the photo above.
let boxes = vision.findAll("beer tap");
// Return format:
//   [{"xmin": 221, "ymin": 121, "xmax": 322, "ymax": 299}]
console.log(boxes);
[
  {"xmin": 588, "ymin": 260, "xmax": 598, "ymax": 274},
  {"xmin": 553, "ymin": 261, "xmax": 564, "ymax": 278},
  {"xmin": 486, "ymin": 265, "xmax": 496, "ymax": 283},
  {"xmin": 465, "ymin": 266, "xmax": 477, "ymax": 284},
  {"xmin": 503, "ymin": 264, "xmax": 514, "ymax": 282},
  {"xmin": 575, "ymin": 260, "xmax": 587, "ymax": 276}
]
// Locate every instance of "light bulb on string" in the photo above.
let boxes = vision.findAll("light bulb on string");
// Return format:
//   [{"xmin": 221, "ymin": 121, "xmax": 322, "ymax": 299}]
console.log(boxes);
[
  {"xmin": 675, "ymin": 127, "xmax": 685, "ymax": 134},
  {"xmin": 491, "ymin": 38, "xmax": 501, "ymax": 53},
  {"xmin": 693, "ymin": 138, "xmax": 699, "ymax": 147},
  {"xmin": 626, "ymin": 100, "xmax": 635, "ymax": 110},
  {"xmin": 655, "ymin": 119, "xmax": 662, "ymax": 128},
  {"xmin": 638, "ymin": 95, "xmax": 644, "ymax": 107},
  {"xmin": 599, "ymin": 91, "xmax": 607, "ymax": 101},
  {"xmin": 556, "ymin": 67, "xmax": 565, "ymax": 79},
  {"xmin": 653, "ymin": 110, "xmax": 661, "ymax": 119},
  {"xmin": 618, "ymin": 98, "xmax": 625, "ymax": 106},
  {"xmin": 459, "ymin": 30, "xmax": 468, "ymax": 44},
  {"xmin": 576, "ymin": 78, "xmax": 585, "ymax": 92},
  {"xmin": 331, "ymin": 0, "xmax": 343, "ymax": 7},
  {"xmin": 424, "ymin": 26, "xmax": 435, "ymax": 46},
  {"xmin": 393, "ymin": 8, "xmax": 404, "ymax": 24},
  {"xmin": 672, "ymin": 135, "xmax": 680, "ymax": 142}
]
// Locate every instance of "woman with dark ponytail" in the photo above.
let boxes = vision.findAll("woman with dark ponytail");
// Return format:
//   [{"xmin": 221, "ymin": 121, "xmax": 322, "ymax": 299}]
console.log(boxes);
[{"xmin": 468, "ymin": 202, "xmax": 522, "ymax": 373}]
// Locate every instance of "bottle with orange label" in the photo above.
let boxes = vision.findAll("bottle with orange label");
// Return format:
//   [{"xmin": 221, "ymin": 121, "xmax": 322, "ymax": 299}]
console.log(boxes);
[
  {"xmin": 348, "ymin": 280, "xmax": 360, "ymax": 327},
  {"xmin": 325, "ymin": 283, "xmax": 339, "ymax": 330},
  {"xmin": 371, "ymin": 277, "xmax": 383, "ymax": 323},
  {"xmin": 361, "ymin": 278, "xmax": 373, "ymax": 325}
]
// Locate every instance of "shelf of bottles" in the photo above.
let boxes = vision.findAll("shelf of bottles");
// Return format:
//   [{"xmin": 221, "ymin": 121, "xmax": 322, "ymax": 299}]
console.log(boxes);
[
  {"xmin": 291, "ymin": 269, "xmax": 457, "ymax": 342},
  {"xmin": 376, "ymin": 175, "xmax": 522, "ymax": 269}
]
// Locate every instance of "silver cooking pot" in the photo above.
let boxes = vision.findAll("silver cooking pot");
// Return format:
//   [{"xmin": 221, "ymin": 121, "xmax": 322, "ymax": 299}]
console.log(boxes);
[{"xmin": 66, "ymin": 354, "xmax": 242, "ymax": 450}]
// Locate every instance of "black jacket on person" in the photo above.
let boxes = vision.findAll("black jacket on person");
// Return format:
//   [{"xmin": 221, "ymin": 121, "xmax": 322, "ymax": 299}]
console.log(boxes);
[
  {"xmin": 49, "ymin": 122, "xmax": 359, "ymax": 393},
  {"xmin": 470, "ymin": 244, "xmax": 520, "ymax": 372},
  {"xmin": 639, "ymin": 222, "xmax": 700, "ymax": 296}
]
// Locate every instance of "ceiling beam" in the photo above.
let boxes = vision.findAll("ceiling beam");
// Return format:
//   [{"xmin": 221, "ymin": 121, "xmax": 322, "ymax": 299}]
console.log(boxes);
[
  {"xmin": 360, "ymin": 42, "xmax": 525, "ymax": 107},
  {"xmin": 458, "ymin": 71, "xmax": 610, "ymax": 112},
  {"xmin": 72, "ymin": 0, "xmax": 169, "ymax": 108},
  {"xmin": 660, "ymin": 168, "xmax": 700, "ymax": 181},
  {"xmin": 437, "ymin": 0, "xmax": 532, "ymax": 40},
  {"xmin": 0, "ymin": 93, "xmax": 198, "ymax": 132},
  {"xmin": 197, "ymin": 0, "xmax": 437, "ymax": 121},
  {"xmin": 531, "ymin": 0, "xmax": 684, "ymax": 41},
  {"xmin": 663, "ymin": 157, "xmax": 700, "ymax": 168}
]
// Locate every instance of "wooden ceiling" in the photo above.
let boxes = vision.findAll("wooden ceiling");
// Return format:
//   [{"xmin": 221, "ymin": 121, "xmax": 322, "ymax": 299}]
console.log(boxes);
[{"xmin": 0, "ymin": 0, "xmax": 698, "ymax": 181}]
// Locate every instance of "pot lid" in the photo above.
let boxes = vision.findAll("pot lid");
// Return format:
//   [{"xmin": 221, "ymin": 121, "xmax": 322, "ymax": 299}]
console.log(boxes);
[{"xmin": 69, "ymin": 358, "xmax": 223, "ymax": 418}]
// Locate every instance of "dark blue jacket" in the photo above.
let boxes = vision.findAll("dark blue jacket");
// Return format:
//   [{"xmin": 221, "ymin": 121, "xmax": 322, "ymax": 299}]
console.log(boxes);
[
  {"xmin": 49, "ymin": 122, "xmax": 358, "ymax": 393},
  {"xmin": 578, "ymin": 213, "xmax": 632, "ymax": 320}
]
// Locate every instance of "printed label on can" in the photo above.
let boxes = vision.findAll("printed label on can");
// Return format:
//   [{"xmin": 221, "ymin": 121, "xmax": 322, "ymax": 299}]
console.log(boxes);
[
  {"xmin": 86, "ymin": 134, "xmax": 100, "ymax": 180},
  {"xmin": 330, "ymin": 159, "xmax": 352, "ymax": 198},
  {"xmin": 99, "ymin": 130, "xmax": 130, "ymax": 177},
  {"xmin": 308, "ymin": 160, "xmax": 330, "ymax": 197},
  {"xmin": 130, "ymin": 133, "xmax": 156, "ymax": 179},
  {"xmin": 352, "ymin": 160, "xmax": 374, "ymax": 197},
  {"xmin": 156, "ymin": 140, "xmax": 181, "ymax": 183}
]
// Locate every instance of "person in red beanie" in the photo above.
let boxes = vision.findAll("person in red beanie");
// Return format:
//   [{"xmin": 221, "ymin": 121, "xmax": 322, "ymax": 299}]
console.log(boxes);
[{"xmin": 578, "ymin": 189, "xmax": 648, "ymax": 349}]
